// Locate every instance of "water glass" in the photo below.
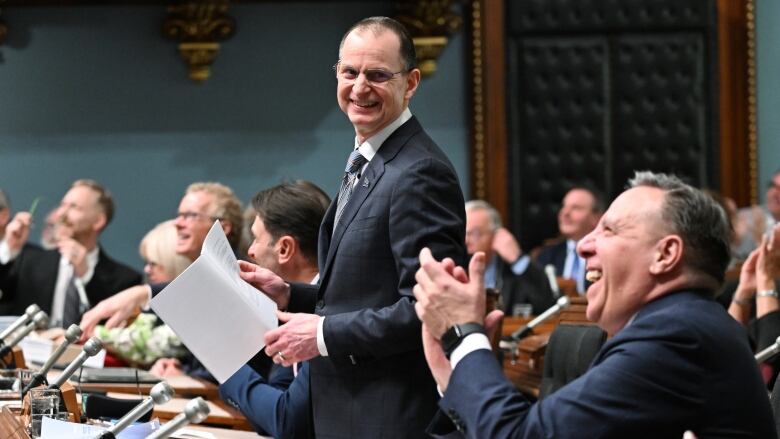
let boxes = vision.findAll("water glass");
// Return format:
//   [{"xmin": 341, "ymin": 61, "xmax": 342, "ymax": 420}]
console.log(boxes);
[{"xmin": 28, "ymin": 388, "xmax": 60, "ymax": 438}]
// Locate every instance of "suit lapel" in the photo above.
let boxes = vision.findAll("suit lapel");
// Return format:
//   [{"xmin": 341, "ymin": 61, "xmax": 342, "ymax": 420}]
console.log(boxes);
[{"xmin": 317, "ymin": 116, "xmax": 421, "ymax": 289}]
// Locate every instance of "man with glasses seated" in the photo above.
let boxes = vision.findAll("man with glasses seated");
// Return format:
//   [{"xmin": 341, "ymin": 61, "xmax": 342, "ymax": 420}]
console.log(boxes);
[{"xmin": 79, "ymin": 182, "xmax": 243, "ymax": 339}]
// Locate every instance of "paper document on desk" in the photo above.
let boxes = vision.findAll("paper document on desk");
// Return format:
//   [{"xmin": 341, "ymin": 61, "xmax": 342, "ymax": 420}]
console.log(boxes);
[{"xmin": 151, "ymin": 221, "xmax": 278, "ymax": 383}]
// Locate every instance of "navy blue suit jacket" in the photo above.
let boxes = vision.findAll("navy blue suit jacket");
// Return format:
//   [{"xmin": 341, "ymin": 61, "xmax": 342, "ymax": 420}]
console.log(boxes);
[
  {"xmin": 287, "ymin": 116, "xmax": 466, "ymax": 438},
  {"xmin": 433, "ymin": 290, "xmax": 776, "ymax": 438},
  {"xmin": 220, "ymin": 363, "xmax": 311, "ymax": 438}
]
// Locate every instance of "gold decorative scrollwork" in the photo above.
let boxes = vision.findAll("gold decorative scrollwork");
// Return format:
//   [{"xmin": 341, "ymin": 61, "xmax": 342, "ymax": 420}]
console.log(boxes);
[
  {"xmin": 395, "ymin": 0, "xmax": 462, "ymax": 77},
  {"xmin": 162, "ymin": 0, "xmax": 235, "ymax": 82}
]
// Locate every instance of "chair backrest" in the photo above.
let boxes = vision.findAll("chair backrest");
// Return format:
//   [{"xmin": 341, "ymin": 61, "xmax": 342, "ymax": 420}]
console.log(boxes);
[
  {"xmin": 771, "ymin": 373, "xmax": 780, "ymax": 437},
  {"xmin": 538, "ymin": 323, "xmax": 607, "ymax": 400}
]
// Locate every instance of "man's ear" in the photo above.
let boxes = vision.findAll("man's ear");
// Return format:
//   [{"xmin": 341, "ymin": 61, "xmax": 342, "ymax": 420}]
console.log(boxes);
[
  {"xmin": 276, "ymin": 235, "xmax": 297, "ymax": 265},
  {"xmin": 92, "ymin": 212, "xmax": 107, "ymax": 233},
  {"xmin": 220, "ymin": 220, "xmax": 233, "ymax": 240},
  {"xmin": 650, "ymin": 235, "xmax": 683, "ymax": 275}
]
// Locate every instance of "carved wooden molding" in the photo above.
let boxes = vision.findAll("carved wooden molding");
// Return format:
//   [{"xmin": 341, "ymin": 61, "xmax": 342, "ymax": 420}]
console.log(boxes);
[
  {"xmin": 162, "ymin": 0, "xmax": 235, "ymax": 83},
  {"xmin": 395, "ymin": 0, "xmax": 462, "ymax": 78}
]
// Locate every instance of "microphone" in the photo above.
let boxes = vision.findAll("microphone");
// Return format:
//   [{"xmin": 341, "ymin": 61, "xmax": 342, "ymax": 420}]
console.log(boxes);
[
  {"xmin": 94, "ymin": 381, "xmax": 174, "ymax": 439},
  {"xmin": 146, "ymin": 397, "xmax": 210, "ymax": 439},
  {"xmin": 0, "ymin": 310, "xmax": 49, "ymax": 358},
  {"xmin": 756, "ymin": 335, "xmax": 780, "ymax": 364},
  {"xmin": 47, "ymin": 336, "xmax": 103, "ymax": 390},
  {"xmin": 21, "ymin": 324, "xmax": 82, "ymax": 396},
  {"xmin": 499, "ymin": 296, "xmax": 571, "ymax": 349},
  {"xmin": 544, "ymin": 264, "xmax": 560, "ymax": 298},
  {"xmin": 0, "ymin": 304, "xmax": 41, "ymax": 342}
]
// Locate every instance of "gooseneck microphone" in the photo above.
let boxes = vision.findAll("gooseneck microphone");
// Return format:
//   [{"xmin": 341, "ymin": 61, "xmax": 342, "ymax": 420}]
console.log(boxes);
[
  {"xmin": 0, "ymin": 304, "xmax": 41, "ymax": 342},
  {"xmin": 146, "ymin": 397, "xmax": 210, "ymax": 439},
  {"xmin": 544, "ymin": 265, "xmax": 561, "ymax": 299},
  {"xmin": 756, "ymin": 336, "xmax": 780, "ymax": 364},
  {"xmin": 94, "ymin": 381, "xmax": 175, "ymax": 439},
  {"xmin": 499, "ymin": 296, "xmax": 571, "ymax": 351},
  {"xmin": 0, "ymin": 310, "xmax": 49, "ymax": 358},
  {"xmin": 47, "ymin": 336, "xmax": 103, "ymax": 390},
  {"xmin": 22, "ymin": 324, "xmax": 83, "ymax": 396}
]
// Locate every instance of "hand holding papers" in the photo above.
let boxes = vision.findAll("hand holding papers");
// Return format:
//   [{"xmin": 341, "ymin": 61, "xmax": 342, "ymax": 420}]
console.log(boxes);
[{"xmin": 151, "ymin": 221, "xmax": 278, "ymax": 383}]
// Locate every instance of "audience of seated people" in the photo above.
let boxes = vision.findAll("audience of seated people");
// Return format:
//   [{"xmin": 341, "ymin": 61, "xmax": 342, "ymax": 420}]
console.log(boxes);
[
  {"xmin": 734, "ymin": 168, "xmax": 780, "ymax": 261},
  {"xmin": 94, "ymin": 220, "xmax": 191, "ymax": 367}
]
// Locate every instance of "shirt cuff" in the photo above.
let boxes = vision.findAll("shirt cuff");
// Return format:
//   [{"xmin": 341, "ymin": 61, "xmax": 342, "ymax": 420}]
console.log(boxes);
[
  {"xmin": 510, "ymin": 255, "xmax": 531, "ymax": 276},
  {"xmin": 317, "ymin": 316, "xmax": 329, "ymax": 356},
  {"xmin": 0, "ymin": 240, "xmax": 20, "ymax": 265},
  {"xmin": 141, "ymin": 285, "xmax": 153, "ymax": 311},
  {"xmin": 450, "ymin": 333, "xmax": 492, "ymax": 370}
]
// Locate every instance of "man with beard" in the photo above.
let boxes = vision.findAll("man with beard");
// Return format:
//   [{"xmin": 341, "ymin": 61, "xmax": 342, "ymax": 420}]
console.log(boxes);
[{"xmin": 0, "ymin": 179, "xmax": 141, "ymax": 326}]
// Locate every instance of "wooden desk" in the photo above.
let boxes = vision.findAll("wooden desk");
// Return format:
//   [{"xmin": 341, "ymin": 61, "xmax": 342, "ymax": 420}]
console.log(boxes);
[
  {"xmin": 108, "ymin": 392, "xmax": 253, "ymax": 431},
  {"xmin": 500, "ymin": 297, "xmax": 591, "ymax": 397},
  {"xmin": 48, "ymin": 371, "xmax": 219, "ymax": 399}
]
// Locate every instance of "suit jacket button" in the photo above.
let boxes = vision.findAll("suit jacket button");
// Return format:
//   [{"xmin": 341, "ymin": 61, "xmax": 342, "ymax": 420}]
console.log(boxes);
[{"xmin": 316, "ymin": 300, "xmax": 324, "ymax": 310}]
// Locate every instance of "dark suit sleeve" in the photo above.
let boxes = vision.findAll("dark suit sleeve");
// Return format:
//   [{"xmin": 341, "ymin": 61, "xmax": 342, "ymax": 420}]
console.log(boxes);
[
  {"xmin": 220, "ymin": 363, "xmax": 312, "ymax": 438},
  {"xmin": 288, "ymin": 282, "xmax": 319, "ymax": 313},
  {"xmin": 322, "ymin": 157, "xmax": 466, "ymax": 363},
  {"xmin": 438, "ymin": 319, "xmax": 761, "ymax": 438}
]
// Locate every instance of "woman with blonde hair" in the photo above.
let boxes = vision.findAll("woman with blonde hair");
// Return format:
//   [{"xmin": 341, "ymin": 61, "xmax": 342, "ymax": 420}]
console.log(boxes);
[{"xmin": 96, "ymin": 220, "xmax": 190, "ymax": 366}]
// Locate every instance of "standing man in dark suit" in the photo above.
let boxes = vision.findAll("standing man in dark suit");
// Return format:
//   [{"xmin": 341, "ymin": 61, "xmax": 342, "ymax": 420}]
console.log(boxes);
[
  {"xmin": 240, "ymin": 16, "xmax": 466, "ymax": 438},
  {"xmin": 465, "ymin": 200, "xmax": 554, "ymax": 316},
  {"xmin": 0, "ymin": 179, "xmax": 141, "ymax": 326},
  {"xmin": 535, "ymin": 186, "xmax": 604, "ymax": 294},
  {"xmin": 414, "ymin": 171, "xmax": 776, "ymax": 438}
]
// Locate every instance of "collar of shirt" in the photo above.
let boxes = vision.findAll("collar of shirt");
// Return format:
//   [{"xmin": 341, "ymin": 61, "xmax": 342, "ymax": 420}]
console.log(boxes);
[
  {"xmin": 352, "ymin": 107, "xmax": 413, "ymax": 164},
  {"xmin": 60, "ymin": 246, "xmax": 100, "ymax": 284}
]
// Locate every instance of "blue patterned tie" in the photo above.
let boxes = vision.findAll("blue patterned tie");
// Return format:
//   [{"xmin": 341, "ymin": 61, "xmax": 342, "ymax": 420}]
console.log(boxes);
[{"xmin": 334, "ymin": 150, "xmax": 368, "ymax": 226}]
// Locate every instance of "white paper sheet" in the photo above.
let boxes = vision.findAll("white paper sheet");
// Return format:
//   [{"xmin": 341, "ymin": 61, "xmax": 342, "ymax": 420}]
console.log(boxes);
[
  {"xmin": 40, "ymin": 416, "xmax": 159, "ymax": 438},
  {"xmin": 151, "ymin": 221, "xmax": 278, "ymax": 383}
]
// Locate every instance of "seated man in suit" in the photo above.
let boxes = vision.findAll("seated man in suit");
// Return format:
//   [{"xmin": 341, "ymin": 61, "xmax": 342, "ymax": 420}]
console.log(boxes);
[
  {"xmin": 219, "ymin": 180, "xmax": 330, "ymax": 439},
  {"xmin": 535, "ymin": 185, "xmax": 604, "ymax": 294},
  {"xmin": 414, "ymin": 171, "xmax": 776, "ymax": 438},
  {"xmin": 0, "ymin": 179, "xmax": 141, "ymax": 326},
  {"xmin": 465, "ymin": 200, "xmax": 554, "ymax": 316},
  {"xmin": 79, "ymin": 181, "xmax": 244, "ymax": 337}
]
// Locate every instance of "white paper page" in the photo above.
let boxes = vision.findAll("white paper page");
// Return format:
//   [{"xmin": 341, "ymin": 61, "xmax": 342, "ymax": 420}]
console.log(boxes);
[
  {"xmin": 151, "ymin": 256, "xmax": 278, "ymax": 383},
  {"xmin": 41, "ymin": 416, "xmax": 159, "ymax": 438},
  {"xmin": 201, "ymin": 221, "xmax": 240, "ymax": 275}
]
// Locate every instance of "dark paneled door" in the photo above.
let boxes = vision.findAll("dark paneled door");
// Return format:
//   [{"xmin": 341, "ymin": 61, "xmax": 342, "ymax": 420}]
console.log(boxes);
[{"xmin": 504, "ymin": 0, "xmax": 718, "ymax": 251}]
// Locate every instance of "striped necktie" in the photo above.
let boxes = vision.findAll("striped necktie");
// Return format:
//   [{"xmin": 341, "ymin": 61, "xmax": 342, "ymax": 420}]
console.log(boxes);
[{"xmin": 334, "ymin": 150, "xmax": 367, "ymax": 226}]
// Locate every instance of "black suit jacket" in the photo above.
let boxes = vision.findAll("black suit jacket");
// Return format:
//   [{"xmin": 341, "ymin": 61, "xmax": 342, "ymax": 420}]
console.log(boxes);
[
  {"xmin": 495, "ymin": 258, "xmax": 555, "ymax": 316},
  {"xmin": 288, "ymin": 116, "xmax": 466, "ymax": 438},
  {"xmin": 0, "ymin": 244, "xmax": 142, "ymax": 317},
  {"xmin": 534, "ymin": 240, "xmax": 567, "ymax": 277},
  {"xmin": 432, "ymin": 291, "xmax": 776, "ymax": 438}
]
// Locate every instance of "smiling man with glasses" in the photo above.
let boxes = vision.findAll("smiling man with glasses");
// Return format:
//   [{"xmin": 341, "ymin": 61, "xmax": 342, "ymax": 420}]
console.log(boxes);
[
  {"xmin": 239, "ymin": 16, "xmax": 466, "ymax": 439},
  {"xmin": 79, "ymin": 182, "xmax": 243, "ymax": 347}
]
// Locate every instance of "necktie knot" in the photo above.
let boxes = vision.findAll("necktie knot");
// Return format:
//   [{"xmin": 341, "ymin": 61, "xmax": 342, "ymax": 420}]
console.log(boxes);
[{"xmin": 345, "ymin": 150, "xmax": 367, "ymax": 175}]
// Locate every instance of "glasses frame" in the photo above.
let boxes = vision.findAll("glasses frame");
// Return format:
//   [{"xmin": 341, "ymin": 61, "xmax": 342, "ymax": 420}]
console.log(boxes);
[
  {"xmin": 333, "ymin": 62, "xmax": 408, "ymax": 84},
  {"xmin": 175, "ymin": 211, "xmax": 221, "ymax": 223}
]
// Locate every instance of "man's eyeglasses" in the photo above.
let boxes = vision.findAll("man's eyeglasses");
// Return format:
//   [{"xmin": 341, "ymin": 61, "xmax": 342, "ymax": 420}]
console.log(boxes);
[
  {"xmin": 176, "ymin": 211, "xmax": 220, "ymax": 223},
  {"xmin": 333, "ymin": 63, "xmax": 407, "ymax": 84}
]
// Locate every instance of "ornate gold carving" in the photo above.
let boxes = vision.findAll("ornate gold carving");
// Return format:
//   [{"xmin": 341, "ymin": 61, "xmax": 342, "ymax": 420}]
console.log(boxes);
[
  {"xmin": 162, "ymin": 0, "xmax": 235, "ymax": 83},
  {"xmin": 396, "ymin": 0, "xmax": 462, "ymax": 77},
  {"xmin": 746, "ymin": 0, "xmax": 758, "ymax": 204}
]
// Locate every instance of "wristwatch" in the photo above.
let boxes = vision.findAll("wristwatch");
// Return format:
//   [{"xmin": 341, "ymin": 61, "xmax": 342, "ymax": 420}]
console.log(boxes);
[{"xmin": 441, "ymin": 322, "xmax": 486, "ymax": 359}]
